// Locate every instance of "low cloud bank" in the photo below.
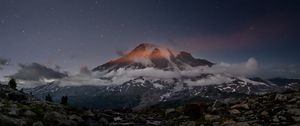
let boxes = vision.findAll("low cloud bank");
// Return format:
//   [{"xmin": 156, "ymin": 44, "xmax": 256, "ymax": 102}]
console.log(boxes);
[
  {"xmin": 8, "ymin": 63, "xmax": 68, "ymax": 81},
  {"xmin": 10, "ymin": 58, "xmax": 260, "ymax": 87},
  {"xmin": 0, "ymin": 58, "xmax": 10, "ymax": 70},
  {"xmin": 102, "ymin": 58, "xmax": 259, "ymax": 84}
]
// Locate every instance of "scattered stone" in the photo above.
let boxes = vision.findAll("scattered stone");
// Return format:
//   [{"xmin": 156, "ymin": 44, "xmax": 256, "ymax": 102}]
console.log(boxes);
[
  {"xmin": 98, "ymin": 117, "xmax": 109, "ymax": 126},
  {"xmin": 43, "ymin": 111, "xmax": 66, "ymax": 124},
  {"xmin": 23, "ymin": 110, "xmax": 36, "ymax": 117},
  {"xmin": 275, "ymin": 94, "xmax": 288, "ymax": 102},
  {"xmin": 179, "ymin": 121, "xmax": 196, "ymax": 126},
  {"xmin": 204, "ymin": 114, "xmax": 220, "ymax": 121},
  {"xmin": 114, "ymin": 116, "xmax": 123, "ymax": 121},
  {"xmin": 0, "ymin": 114, "xmax": 26, "ymax": 126},
  {"xmin": 288, "ymin": 108, "xmax": 300, "ymax": 116},
  {"xmin": 229, "ymin": 109, "xmax": 241, "ymax": 115},
  {"xmin": 292, "ymin": 116, "xmax": 300, "ymax": 122},
  {"xmin": 260, "ymin": 111, "xmax": 269, "ymax": 116},
  {"xmin": 231, "ymin": 103, "xmax": 249, "ymax": 110},
  {"xmin": 32, "ymin": 121, "xmax": 44, "ymax": 126},
  {"xmin": 69, "ymin": 114, "xmax": 83, "ymax": 122}
]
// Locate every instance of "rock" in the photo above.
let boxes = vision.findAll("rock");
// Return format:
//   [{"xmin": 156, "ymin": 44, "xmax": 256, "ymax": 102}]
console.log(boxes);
[
  {"xmin": 58, "ymin": 120, "xmax": 77, "ymax": 126},
  {"xmin": 147, "ymin": 120, "xmax": 161, "ymax": 126},
  {"xmin": 275, "ymin": 94, "xmax": 287, "ymax": 102},
  {"xmin": 179, "ymin": 121, "xmax": 196, "ymax": 126},
  {"xmin": 231, "ymin": 103, "xmax": 249, "ymax": 110},
  {"xmin": 32, "ymin": 121, "xmax": 44, "ymax": 126},
  {"xmin": 98, "ymin": 117, "xmax": 109, "ymax": 126},
  {"xmin": 272, "ymin": 116, "xmax": 279, "ymax": 122},
  {"xmin": 234, "ymin": 122, "xmax": 250, "ymax": 126},
  {"xmin": 260, "ymin": 111, "xmax": 269, "ymax": 116},
  {"xmin": 229, "ymin": 109, "xmax": 241, "ymax": 115},
  {"xmin": 288, "ymin": 108, "xmax": 300, "ymax": 116},
  {"xmin": 165, "ymin": 108, "xmax": 176, "ymax": 115},
  {"xmin": 84, "ymin": 110, "xmax": 95, "ymax": 117},
  {"xmin": 8, "ymin": 104, "xmax": 19, "ymax": 116},
  {"xmin": 0, "ymin": 114, "xmax": 26, "ymax": 126},
  {"xmin": 69, "ymin": 114, "xmax": 83, "ymax": 122},
  {"xmin": 97, "ymin": 113, "xmax": 114, "ymax": 122},
  {"xmin": 244, "ymin": 110, "xmax": 254, "ymax": 115},
  {"xmin": 288, "ymin": 98, "xmax": 297, "ymax": 103},
  {"xmin": 292, "ymin": 116, "xmax": 300, "ymax": 122},
  {"xmin": 113, "ymin": 117, "xmax": 123, "ymax": 122},
  {"xmin": 43, "ymin": 111, "xmax": 67, "ymax": 124},
  {"xmin": 23, "ymin": 110, "xmax": 36, "ymax": 117},
  {"xmin": 204, "ymin": 114, "xmax": 220, "ymax": 121},
  {"xmin": 165, "ymin": 108, "xmax": 181, "ymax": 118},
  {"xmin": 222, "ymin": 120, "xmax": 236, "ymax": 125},
  {"xmin": 278, "ymin": 116, "xmax": 286, "ymax": 121}
]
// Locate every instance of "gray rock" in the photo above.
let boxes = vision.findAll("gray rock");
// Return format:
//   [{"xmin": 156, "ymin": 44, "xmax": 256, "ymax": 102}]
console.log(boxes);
[
  {"xmin": 231, "ymin": 103, "xmax": 249, "ymax": 110},
  {"xmin": 113, "ymin": 116, "xmax": 123, "ymax": 122},
  {"xmin": 229, "ymin": 109, "xmax": 241, "ymax": 115},
  {"xmin": 260, "ymin": 111, "xmax": 269, "ymax": 116},
  {"xmin": 43, "ymin": 111, "xmax": 67, "ymax": 124},
  {"xmin": 32, "ymin": 121, "xmax": 44, "ymax": 126},
  {"xmin": 275, "ymin": 94, "xmax": 287, "ymax": 102},
  {"xmin": 84, "ymin": 110, "xmax": 95, "ymax": 117},
  {"xmin": 179, "ymin": 121, "xmax": 196, "ymax": 126},
  {"xmin": 222, "ymin": 120, "xmax": 236, "ymax": 125},
  {"xmin": 69, "ymin": 114, "xmax": 83, "ymax": 122},
  {"xmin": 24, "ymin": 110, "xmax": 36, "ymax": 117},
  {"xmin": 288, "ymin": 108, "xmax": 300, "ymax": 116},
  {"xmin": 272, "ymin": 116, "xmax": 280, "ymax": 122},
  {"xmin": 98, "ymin": 117, "xmax": 109, "ymax": 126},
  {"xmin": 292, "ymin": 116, "xmax": 300, "ymax": 122},
  {"xmin": 234, "ymin": 122, "xmax": 249, "ymax": 126},
  {"xmin": 0, "ymin": 114, "xmax": 26, "ymax": 126},
  {"xmin": 204, "ymin": 114, "xmax": 220, "ymax": 121},
  {"xmin": 147, "ymin": 120, "xmax": 161, "ymax": 126},
  {"xmin": 58, "ymin": 120, "xmax": 77, "ymax": 126},
  {"xmin": 165, "ymin": 108, "xmax": 176, "ymax": 115}
]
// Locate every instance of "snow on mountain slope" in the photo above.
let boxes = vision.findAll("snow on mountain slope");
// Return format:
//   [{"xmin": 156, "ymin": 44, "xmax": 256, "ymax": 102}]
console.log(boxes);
[
  {"xmin": 25, "ymin": 43, "xmax": 297, "ymax": 108},
  {"xmin": 93, "ymin": 43, "xmax": 213, "ymax": 72}
]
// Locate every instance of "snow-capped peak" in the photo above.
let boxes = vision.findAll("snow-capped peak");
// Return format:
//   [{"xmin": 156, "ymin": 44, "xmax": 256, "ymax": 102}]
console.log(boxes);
[{"xmin": 93, "ymin": 43, "xmax": 213, "ymax": 72}]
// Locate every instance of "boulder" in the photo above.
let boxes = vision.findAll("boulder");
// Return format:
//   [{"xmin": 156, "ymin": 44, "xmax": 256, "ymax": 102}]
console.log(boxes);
[
  {"xmin": 231, "ymin": 103, "xmax": 249, "ymax": 110},
  {"xmin": 275, "ymin": 94, "xmax": 288, "ymax": 102},
  {"xmin": 32, "ymin": 121, "xmax": 44, "ymax": 126},
  {"xmin": 229, "ymin": 109, "xmax": 241, "ymax": 115},
  {"xmin": 0, "ymin": 114, "xmax": 26, "ymax": 126}
]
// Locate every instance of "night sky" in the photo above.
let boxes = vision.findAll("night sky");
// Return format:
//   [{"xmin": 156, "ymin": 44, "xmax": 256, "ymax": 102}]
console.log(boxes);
[{"xmin": 0, "ymin": 0, "xmax": 299, "ymax": 79}]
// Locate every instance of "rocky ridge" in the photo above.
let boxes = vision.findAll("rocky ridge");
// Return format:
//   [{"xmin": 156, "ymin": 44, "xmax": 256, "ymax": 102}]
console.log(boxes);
[{"xmin": 2, "ymin": 83, "xmax": 300, "ymax": 126}]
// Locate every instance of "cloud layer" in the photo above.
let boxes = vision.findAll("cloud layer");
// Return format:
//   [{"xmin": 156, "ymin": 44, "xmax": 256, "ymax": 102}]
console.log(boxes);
[
  {"xmin": 8, "ymin": 58, "xmax": 262, "ymax": 88},
  {"xmin": 0, "ymin": 58, "xmax": 10, "ymax": 70},
  {"xmin": 8, "ymin": 63, "xmax": 68, "ymax": 81}
]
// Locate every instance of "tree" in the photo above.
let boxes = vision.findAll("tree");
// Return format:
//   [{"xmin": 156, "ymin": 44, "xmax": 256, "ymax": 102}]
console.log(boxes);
[
  {"xmin": 60, "ymin": 96, "xmax": 68, "ymax": 105},
  {"xmin": 45, "ymin": 94, "xmax": 53, "ymax": 102},
  {"xmin": 8, "ymin": 78, "xmax": 17, "ymax": 90}
]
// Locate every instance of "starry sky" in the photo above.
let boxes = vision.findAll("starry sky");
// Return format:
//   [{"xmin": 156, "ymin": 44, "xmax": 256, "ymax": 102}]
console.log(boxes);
[{"xmin": 0, "ymin": 0, "xmax": 299, "ymax": 79}]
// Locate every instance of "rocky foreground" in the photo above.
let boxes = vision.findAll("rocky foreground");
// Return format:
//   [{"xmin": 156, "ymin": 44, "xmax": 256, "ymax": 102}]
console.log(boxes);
[{"xmin": 1, "ymin": 84, "xmax": 300, "ymax": 126}]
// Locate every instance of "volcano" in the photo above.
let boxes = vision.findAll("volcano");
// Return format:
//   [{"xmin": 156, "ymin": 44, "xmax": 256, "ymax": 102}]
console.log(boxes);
[
  {"xmin": 26, "ymin": 43, "xmax": 300, "ymax": 109},
  {"xmin": 93, "ymin": 43, "xmax": 213, "ymax": 72}
]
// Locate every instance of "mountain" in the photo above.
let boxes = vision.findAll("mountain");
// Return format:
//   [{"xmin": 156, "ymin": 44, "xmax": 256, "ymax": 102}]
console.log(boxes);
[
  {"xmin": 93, "ymin": 43, "xmax": 213, "ymax": 72},
  {"xmin": 25, "ymin": 43, "xmax": 300, "ymax": 109}
]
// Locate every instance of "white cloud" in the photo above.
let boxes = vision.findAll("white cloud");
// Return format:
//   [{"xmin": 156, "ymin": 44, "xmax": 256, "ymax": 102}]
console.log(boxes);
[{"xmin": 15, "ymin": 58, "xmax": 260, "ymax": 88}]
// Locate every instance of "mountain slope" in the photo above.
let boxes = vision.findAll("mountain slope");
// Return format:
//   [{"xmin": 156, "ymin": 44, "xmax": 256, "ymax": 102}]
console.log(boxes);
[
  {"xmin": 26, "ymin": 43, "xmax": 300, "ymax": 109},
  {"xmin": 93, "ymin": 43, "xmax": 213, "ymax": 72}
]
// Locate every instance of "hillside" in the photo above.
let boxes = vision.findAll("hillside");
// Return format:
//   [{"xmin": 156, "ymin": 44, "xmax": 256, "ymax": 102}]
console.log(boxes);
[{"xmin": 1, "ymin": 83, "xmax": 300, "ymax": 126}]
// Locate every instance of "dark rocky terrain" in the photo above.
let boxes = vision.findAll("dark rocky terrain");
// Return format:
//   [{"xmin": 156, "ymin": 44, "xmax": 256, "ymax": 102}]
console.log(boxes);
[{"xmin": 2, "ymin": 83, "xmax": 300, "ymax": 126}]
